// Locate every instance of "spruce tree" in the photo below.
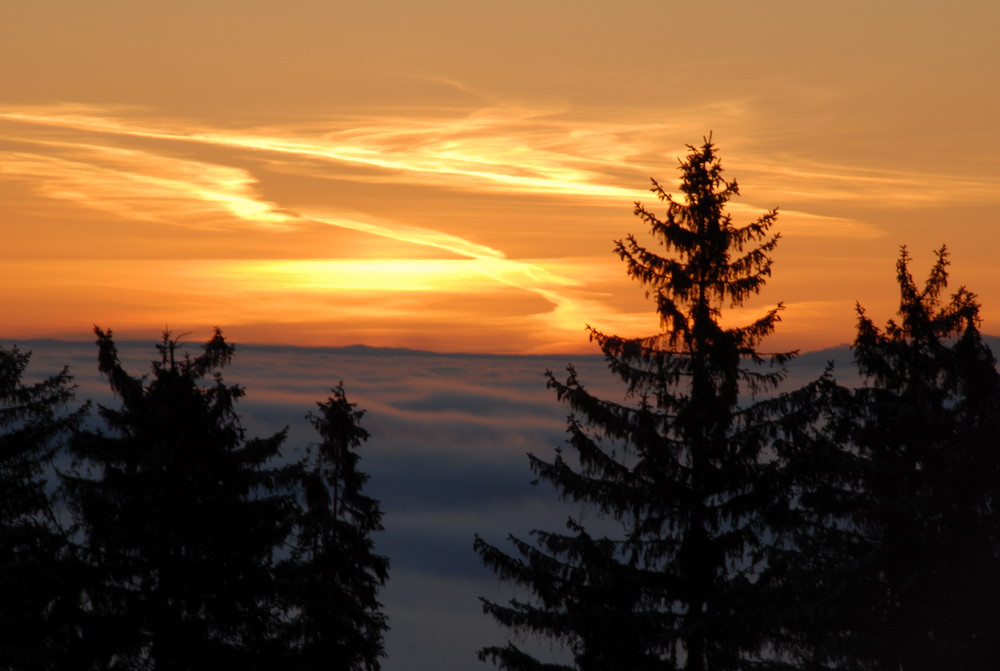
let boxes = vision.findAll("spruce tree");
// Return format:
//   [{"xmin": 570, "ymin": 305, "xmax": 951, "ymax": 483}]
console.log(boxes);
[
  {"xmin": 0, "ymin": 345, "xmax": 86, "ymax": 669},
  {"xmin": 281, "ymin": 383, "xmax": 389, "ymax": 671},
  {"xmin": 777, "ymin": 248, "xmax": 1000, "ymax": 669},
  {"xmin": 475, "ymin": 138, "xmax": 793, "ymax": 670},
  {"xmin": 64, "ymin": 328, "xmax": 295, "ymax": 670}
]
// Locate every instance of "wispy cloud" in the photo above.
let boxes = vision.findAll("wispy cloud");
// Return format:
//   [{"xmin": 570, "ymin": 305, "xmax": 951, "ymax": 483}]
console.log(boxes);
[
  {"xmin": 0, "ymin": 105, "xmax": 658, "ymax": 201},
  {"xmin": 0, "ymin": 141, "xmax": 294, "ymax": 231},
  {"xmin": 738, "ymin": 156, "xmax": 1000, "ymax": 209},
  {"xmin": 0, "ymin": 103, "xmax": 899, "ymax": 242}
]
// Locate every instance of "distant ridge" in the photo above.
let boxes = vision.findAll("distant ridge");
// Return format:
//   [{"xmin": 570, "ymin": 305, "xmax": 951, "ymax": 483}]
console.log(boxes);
[
  {"xmin": 3, "ymin": 337, "xmax": 1000, "ymax": 363},
  {"xmin": 0, "ymin": 339, "xmax": 598, "ymax": 360},
  {"xmin": 791, "ymin": 344, "xmax": 853, "ymax": 367},
  {"xmin": 789, "ymin": 335, "xmax": 1000, "ymax": 368},
  {"xmin": 234, "ymin": 343, "xmax": 606, "ymax": 360}
]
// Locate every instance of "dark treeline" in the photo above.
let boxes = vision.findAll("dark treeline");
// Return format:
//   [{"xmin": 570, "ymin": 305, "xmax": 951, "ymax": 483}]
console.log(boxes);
[
  {"xmin": 3, "ymin": 138, "xmax": 1000, "ymax": 671},
  {"xmin": 0, "ymin": 329, "xmax": 387, "ymax": 670},
  {"xmin": 475, "ymin": 139, "xmax": 1000, "ymax": 670}
]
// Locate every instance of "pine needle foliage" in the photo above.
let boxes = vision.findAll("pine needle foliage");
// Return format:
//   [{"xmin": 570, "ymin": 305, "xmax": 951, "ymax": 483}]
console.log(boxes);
[
  {"xmin": 775, "ymin": 248, "xmax": 1000, "ymax": 669},
  {"xmin": 64, "ymin": 328, "xmax": 295, "ymax": 670},
  {"xmin": 476, "ymin": 139, "xmax": 795, "ymax": 671},
  {"xmin": 0, "ymin": 346, "xmax": 86, "ymax": 669},
  {"xmin": 282, "ymin": 383, "xmax": 389, "ymax": 671}
]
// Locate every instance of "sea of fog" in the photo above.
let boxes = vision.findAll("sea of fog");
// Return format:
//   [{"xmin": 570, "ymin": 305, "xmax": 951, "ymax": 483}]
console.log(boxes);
[{"xmin": 7, "ymin": 338, "xmax": 865, "ymax": 671}]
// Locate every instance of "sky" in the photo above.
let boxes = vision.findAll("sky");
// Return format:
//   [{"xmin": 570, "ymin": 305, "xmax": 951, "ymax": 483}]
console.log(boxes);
[{"xmin": 3, "ymin": 1, "xmax": 1000, "ymax": 354}]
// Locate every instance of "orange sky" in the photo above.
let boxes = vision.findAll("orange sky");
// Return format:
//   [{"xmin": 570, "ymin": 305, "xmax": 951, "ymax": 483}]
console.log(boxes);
[{"xmin": 3, "ymin": 1, "xmax": 999, "ymax": 354}]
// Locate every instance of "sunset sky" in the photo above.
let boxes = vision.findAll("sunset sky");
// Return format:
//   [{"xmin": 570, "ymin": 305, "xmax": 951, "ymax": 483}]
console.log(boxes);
[
  {"xmin": 3, "ymin": 0, "xmax": 1000, "ymax": 354},
  {"xmin": 6, "ymin": 4, "xmax": 1000, "ymax": 670}
]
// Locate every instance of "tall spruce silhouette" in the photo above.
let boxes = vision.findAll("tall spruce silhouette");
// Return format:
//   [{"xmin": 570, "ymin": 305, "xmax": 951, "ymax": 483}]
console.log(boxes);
[
  {"xmin": 281, "ymin": 383, "xmax": 389, "ymax": 671},
  {"xmin": 0, "ymin": 346, "xmax": 86, "ymax": 669},
  {"xmin": 475, "ymin": 138, "xmax": 794, "ymax": 670},
  {"xmin": 775, "ymin": 248, "xmax": 1000, "ymax": 669},
  {"xmin": 64, "ymin": 328, "xmax": 294, "ymax": 669}
]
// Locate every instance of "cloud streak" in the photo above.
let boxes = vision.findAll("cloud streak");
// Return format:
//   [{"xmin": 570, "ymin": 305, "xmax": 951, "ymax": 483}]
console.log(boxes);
[
  {"xmin": 0, "ymin": 105, "xmax": 658, "ymax": 201},
  {"xmin": 3, "ymin": 104, "xmax": 946, "ymax": 223},
  {"xmin": 0, "ymin": 142, "xmax": 294, "ymax": 231},
  {"xmin": 0, "ymin": 104, "xmax": 906, "ymax": 250}
]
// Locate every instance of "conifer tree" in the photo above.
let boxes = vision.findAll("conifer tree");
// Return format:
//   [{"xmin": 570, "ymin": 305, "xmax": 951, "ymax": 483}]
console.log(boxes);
[
  {"xmin": 0, "ymin": 345, "xmax": 86, "ymax": 669},
  {"xmin": 282, "ymin": 383, "xmax": 389, "ymax": 671},
  {"xmin": 64, "ymin": 328, "xmax": 295, "ymax": 670},
  {"xmin": 475, "ymin": 139, "xmax": 793, "ymax": 670},
  {"xmin": 777, "ymin": 248, "xmax": 1000, "ymax": 669}
]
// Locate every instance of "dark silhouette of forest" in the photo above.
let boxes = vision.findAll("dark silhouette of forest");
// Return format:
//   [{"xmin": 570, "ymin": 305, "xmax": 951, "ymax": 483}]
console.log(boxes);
[
  {"xmin": 3, "ymin": 139, "xmax": 1000, "ymax": 670},
  {"xmin": 0, "ymin": 329, "xmax": 387, "ymax": 670}
]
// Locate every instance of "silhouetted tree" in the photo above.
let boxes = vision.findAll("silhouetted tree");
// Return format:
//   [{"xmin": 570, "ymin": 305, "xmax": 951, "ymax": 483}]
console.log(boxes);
[
  {"xmin": 281, "ymin": 383, "xmax": 389, "ymax": 671},
  {"xmin": 0, "ymin": 345, "xmax": 86, "ymax": 669},
  {"xmin": 775, "ymin": 248, "xmax": 1000, "ymax": 670},
  {"xmin": 476, "ymin": 138, "xmax": 794, "ymax": 670},
  {"xmin": 64, "ymin": 328, "xmax": 295, "ymax": 670}
]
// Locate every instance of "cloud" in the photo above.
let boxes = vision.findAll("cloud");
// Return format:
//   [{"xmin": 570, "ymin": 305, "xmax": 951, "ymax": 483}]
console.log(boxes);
[
  {"xmin": 0, "ymin": 141, "xmax": 294, "ymax": 231},
  {"xmin": 736, "ymin": 155, "xmax": 1000, "ymax": 211},
  {"xmin": 0, "ymin": 105, "xmax": 658, "ymax": 201},
  {"xmin": 2, "ymin": 102, "xmax": 927, "ymax": 226}
]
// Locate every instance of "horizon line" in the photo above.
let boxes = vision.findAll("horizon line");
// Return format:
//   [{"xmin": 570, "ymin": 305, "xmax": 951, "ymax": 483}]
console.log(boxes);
[{"xmin": 0, "ymin": 336, "xmax": 875, "ymax": 359}]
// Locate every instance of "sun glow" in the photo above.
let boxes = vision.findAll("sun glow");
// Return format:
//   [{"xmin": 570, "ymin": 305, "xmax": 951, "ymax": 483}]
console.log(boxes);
[{"xmin": 218, "ymin": 258, "xmax": 576, "ymax": 294}]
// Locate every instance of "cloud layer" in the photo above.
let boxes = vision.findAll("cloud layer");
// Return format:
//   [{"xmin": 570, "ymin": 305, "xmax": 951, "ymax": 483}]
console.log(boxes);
[{"xmin": 13, "ymin": 337, "xmax": 862, "ymax": 671}]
